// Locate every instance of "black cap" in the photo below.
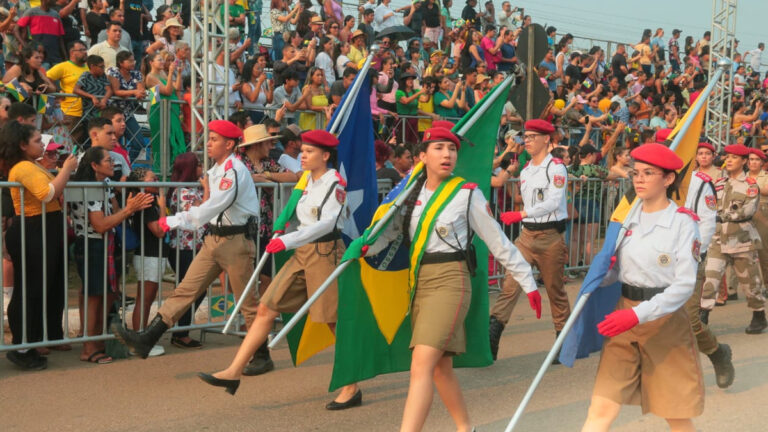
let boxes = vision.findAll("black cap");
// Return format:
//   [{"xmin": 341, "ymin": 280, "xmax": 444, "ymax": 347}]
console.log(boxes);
[{"xmin": 672, "ymin": 29, "xmax": 681, "ymax": 35}]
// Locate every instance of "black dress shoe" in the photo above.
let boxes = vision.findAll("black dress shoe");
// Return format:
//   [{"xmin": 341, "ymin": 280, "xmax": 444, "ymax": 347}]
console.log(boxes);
[
  {"xmin": 6, "ymin": 350, "xmax": 47, "ymax": 371},
  {"xmin": 325, "ymin": 390, "xmax": 362, "ymax": 410},
  {"xmin": 198, "ymin": 372, "xmax": 240, "ymax": 395}
]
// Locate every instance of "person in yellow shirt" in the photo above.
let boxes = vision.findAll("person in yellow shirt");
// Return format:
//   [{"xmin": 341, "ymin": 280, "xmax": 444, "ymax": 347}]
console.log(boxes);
[
  {"xmin": 1, "ymin": 121, "xmax": 78, "ymax": 370},
  {"xmin": 348, "ymin": 29, "xmax": 368, "ymax": 66},
  {"xmin": 47, "ymin": 40, "xmax": 89, "ymax": 146}
]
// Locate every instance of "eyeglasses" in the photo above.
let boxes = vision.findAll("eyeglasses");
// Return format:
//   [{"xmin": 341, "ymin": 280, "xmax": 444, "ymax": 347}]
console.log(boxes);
[
  {"xmin": 522, "ymin": 133, "xmax": 544, "ymax": 141},
  {"xmin": 43, "ymin": 151, "xmax": 58, "ymax": 159},
  {"xmin": 330, "ymin": 26, "xmax": 339, "ymax": 29},
  {"xmin": 627, "ymin": 168, "xmax": 664, "ymax": 180}
]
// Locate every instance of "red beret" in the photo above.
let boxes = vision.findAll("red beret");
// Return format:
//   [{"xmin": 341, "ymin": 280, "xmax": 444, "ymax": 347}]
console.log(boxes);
[
  {"xmin": 208, "ymin": 120, "xmax": 243, "ymax": 140},
  {"xmin": 749, "ymin": 148, "xmax": 767, "ymax": 160},
  {"xmin": 655, "ymin": 128, "xmax": 673, "ymax": 144},
  {"xmin": 301, "ymin": 129, "xmax": 339, "ymax": 148},
  {"xmin": 630, "ymin": 143, "xmax": 684, "ymax": 170},
  {"xmin": 431, "ymin": 120, "xmax": 455, "ymax": 131},
  {"xmin": 423, "ymin": 127, "xmax": 461, "ymax": 150},
  {"xmin": 524, "ymin": 119, "xmax": 555, "ymax": 134},
  {"xmin": 697, "ymin": 142, "xmax": 716, "ymax": 152},
  {"xmin": 724, "ymin": 144, "xmax": 750, "ymax": 156}
]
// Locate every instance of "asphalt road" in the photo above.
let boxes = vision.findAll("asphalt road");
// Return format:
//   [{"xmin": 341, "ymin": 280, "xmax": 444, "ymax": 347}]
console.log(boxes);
[{"xmin": 1, "ymin": 283, "xmax": 767, "ymax": 432}]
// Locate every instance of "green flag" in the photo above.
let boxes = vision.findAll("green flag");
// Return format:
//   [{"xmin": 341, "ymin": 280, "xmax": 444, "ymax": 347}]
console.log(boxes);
[{"xmin": 329, "ymin": 79, "xmax": 513, "ymax": 391}]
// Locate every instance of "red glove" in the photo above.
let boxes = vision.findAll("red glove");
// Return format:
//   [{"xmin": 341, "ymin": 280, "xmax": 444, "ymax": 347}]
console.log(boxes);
[
  {"xmin": 597, "ymin": 309, "xmax": 639, "ymax": 337},
  {"xmin": 500, "ymin": 211, "xmax": 523, "ymax": 225},
  {"xmin": 527, "ymin": 291, "xmax": 542, "ymax": 319},
  {"xmin": 265, "ymin": 238, "xmax": 286, "ymax": 254},
  {"xmin": 158, "ymin": 217, "xmax": 170, "ymax": 233}
]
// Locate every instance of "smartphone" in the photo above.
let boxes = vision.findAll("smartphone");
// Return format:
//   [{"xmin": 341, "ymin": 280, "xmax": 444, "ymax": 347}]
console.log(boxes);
[{"xmin": 267, "ymin": 71, "xmax": 273, "ymax": 80}]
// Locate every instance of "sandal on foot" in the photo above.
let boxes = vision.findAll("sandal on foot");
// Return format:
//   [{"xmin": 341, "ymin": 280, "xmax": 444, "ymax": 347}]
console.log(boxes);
[{"xmin": 81, "ymin": 350, "xmax": 113, "ymax": 365}]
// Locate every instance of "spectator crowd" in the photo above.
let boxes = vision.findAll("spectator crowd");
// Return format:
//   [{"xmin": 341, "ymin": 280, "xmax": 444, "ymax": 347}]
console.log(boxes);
[{"xmin": 1, "ymin": 0, "xmax": 768, "ymax": 370}]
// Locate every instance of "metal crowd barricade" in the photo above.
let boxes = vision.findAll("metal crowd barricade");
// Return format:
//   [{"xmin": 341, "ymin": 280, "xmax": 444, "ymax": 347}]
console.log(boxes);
[
  {"xmin": 486, "ymin": 177, "xmax": 631, "ymax": 289},
  {"xmin": 0, "ymin": 178, "xmax": 401, "ymax": 352}
]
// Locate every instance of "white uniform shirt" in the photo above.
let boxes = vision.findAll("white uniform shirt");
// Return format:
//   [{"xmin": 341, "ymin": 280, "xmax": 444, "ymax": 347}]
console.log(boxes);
[
  {"xmin": 278, "ymin": 153, "xmax": 302, "ymax": 173},
  {"xmin": 604, "ymin": 201, "xmax": 701, "ymax": 324},
  {"xmin": 165, "ymin": 154, "xmax": 259, "ymax": 230},
  {"xmin": 519, "ymin": 154, "xmax": 569, "ymax": 223},
  {"xmin": 685, "ymin": 171, "xmax": 717, "ymax": 252},
  {"xmin": 280, "ymin": 169, "xmax": 347, "ymax": 250},
  {"xmin": 371, "ymin": 184, "xmax": 537, "ymax": 294}
]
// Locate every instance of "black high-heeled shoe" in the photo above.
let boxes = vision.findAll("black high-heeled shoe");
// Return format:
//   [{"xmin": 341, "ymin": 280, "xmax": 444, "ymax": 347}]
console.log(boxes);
[
  {"xmin": 325, "ymin": 389, "xmax": 363, "ymax": 410},
  {"xmin": 198, "ymin": 372, "xmax": 240, "ymax": 396}
]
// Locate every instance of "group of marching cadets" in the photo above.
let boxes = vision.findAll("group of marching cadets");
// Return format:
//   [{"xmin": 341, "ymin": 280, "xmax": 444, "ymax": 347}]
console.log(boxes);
[{"xmin": 109, "ymin": 114, "xmax": 768, "ymax": 431}]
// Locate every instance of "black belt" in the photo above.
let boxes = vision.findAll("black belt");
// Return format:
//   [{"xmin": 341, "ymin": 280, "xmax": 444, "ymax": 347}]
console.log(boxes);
[
  {"xmin": 314, "ymin": 231, "xmax": 341, "ymax": 243},
  {"xmin": 209, "ymin": 224, "xmax": 248, "ymax": 237},
  {"xmin": 421, "ymin": 251, "xmax": 466, "ymax": 265},
  {"xmin": 523, "ymin": 220, "xmax": 567, "ymax": 233},
  {"xmin": 716, "ymin": 216, "xmax": 752, "ymax": 223},
  {"xmin": 621, "ymin": 284, "xmax": 665, "ymax": 301}
]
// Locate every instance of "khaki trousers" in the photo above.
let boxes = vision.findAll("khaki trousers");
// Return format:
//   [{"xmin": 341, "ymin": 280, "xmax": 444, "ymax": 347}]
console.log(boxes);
[
  {"xmin": 685, "ymin": 257, "xmax": 719, "ymax": 355},
  {"xmin": 490, "ymin": 228, "xmax": 571, "ymax": 330},
  {"xmin": 158, "ymin": 233, "xmax": 258, "ymax": 327}
]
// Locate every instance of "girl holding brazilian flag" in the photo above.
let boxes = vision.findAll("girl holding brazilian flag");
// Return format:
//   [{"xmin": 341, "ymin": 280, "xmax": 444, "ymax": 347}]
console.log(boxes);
[{"xmin": 342, "ymin": 122, "xmax": 541, "ymax": 431}]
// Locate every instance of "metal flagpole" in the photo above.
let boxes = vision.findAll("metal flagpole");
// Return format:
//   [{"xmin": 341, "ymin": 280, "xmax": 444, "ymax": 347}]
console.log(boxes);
[
  {"xmin": 222, "ymin": 51, "xmax": 377, "ymax": 334},
  {"xmin": 269, "ymin": 75, "xmax": 517, "ymax": 348},
  {"xmin": 504, "ymin": 59, "xmax": 731, "ymax": 432},
  {"xmin": 222, "ymin": 233, "xmax": 277, "ymax": 334}
]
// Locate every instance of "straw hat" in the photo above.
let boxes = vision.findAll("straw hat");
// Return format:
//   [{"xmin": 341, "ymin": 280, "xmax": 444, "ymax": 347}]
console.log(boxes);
[
  {"xmin": 238, "ymin": 124, "xmax": 281, "ymax": 148},
  {"xmin": 310, "ymin": 16, "xmax": 324, "ymax": 24},
  {"xmin": 163, "ymin": 17, "xmax": 183, "ymax": 32},
  {"xmin": 351, "ymin": 29, "xmax": 365, "ymax": 40}
]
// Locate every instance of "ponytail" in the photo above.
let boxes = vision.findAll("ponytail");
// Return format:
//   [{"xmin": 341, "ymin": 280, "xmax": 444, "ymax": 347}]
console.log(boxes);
[{"xmin": 401, "ymin": 171, "xmax": 427, "ymax": 247}]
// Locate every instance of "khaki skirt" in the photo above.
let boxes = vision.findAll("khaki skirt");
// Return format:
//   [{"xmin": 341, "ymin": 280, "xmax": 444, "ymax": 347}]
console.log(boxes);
[
  {"xmin": 593, "ymin": 297, "xmax": 705, "ymax": 419},
  {"xmin": 260, "ymin": 239, "xmax": 343, "ymax": 323},
  {"xmin": 410, "ymin": 260, "xmax": 472, "ymax": 355}
]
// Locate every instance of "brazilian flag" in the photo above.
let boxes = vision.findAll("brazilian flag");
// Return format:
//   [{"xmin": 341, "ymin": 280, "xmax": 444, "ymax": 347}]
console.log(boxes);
[{"xmin": 329, "ymin": 78, "xmax": 514, "ymax": 391}]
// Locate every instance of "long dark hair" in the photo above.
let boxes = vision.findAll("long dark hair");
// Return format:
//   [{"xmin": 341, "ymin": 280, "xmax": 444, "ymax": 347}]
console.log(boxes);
[
  {"xmin": 73, "ymin": 146, "xmax": 109, "ymax": 181},
  {"xmin": 241, "ymin": 58, "xmax": 260, "ymax": 83},
  {"xmin": 19, "ymin": 45, "xmax": 41, "ymax": 78},
  {"xmin": 168, "ymin": 152, "xmax": 200, "ymax": 202},
  {"xmin": 0, "ymin": 121, "xmax": 38, "ymax": 175},
  {"xmin": 401, "ymin": 170, "xmax": 427, "ymax": 247}
]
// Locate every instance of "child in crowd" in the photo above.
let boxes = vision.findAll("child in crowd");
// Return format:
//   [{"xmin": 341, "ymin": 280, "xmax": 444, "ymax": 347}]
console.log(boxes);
[
  {"xmin": 74, "ymin": 55, "xmax": 113, "ymax": 121},
  {"xmin": 127, "ymin": 168, "xmax": 169, "ymax": 357}
]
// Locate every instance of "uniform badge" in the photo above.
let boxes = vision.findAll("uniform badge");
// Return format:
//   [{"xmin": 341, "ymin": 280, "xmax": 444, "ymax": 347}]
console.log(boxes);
[
  {"xmin": 553, "ymin": 175, "xmax": 565, "ymax": 188},
  {"xmin": 219, "ymin": 177, "xmax": 233, "ymax": 190},
  {"xmin": 537, "ymin": 190, "xmax": 544, "ymax": 201},
  {"xmin": 657, "ymin": 253, "xmax": 671, "ymax": 266},
  {"xmin": 705, "ymin": 195, "xmax": 716, "ymax": 210},
  {"xmin": 692, "ymin": 240, "xmax": 701, "ymax": 262},
  {"xmin": 437, "ymin": 226, "xmax": 448, "ymax": 237},
  {"xmin": 335, "ymin": 188, "xmax": 346, "ymax": 204},
  {"xmin": 311, "ymin": 207, "xmax": 319, "ymax": 217},
  {"xmin": 747, "ymin": 185, "xmax": 759, "ymax": 197}
]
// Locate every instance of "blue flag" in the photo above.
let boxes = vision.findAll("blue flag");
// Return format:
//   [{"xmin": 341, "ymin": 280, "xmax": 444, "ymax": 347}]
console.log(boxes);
[{"xmin": 327, "ymin": 74, "xmax": 378, "ymax": 245}]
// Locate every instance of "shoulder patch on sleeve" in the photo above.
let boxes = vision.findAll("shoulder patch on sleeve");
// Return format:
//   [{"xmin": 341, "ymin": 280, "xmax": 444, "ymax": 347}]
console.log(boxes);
[
  {"xmin": 676, "ymin": 206, "xmax": 701, "ymax": 221},
  {"xmin": 551, "ymin": 157, "xmax": 564, "ymax": 165},
  {"xmin": 224, "ymin": 159, "xmax": 233, "ymax": 171},
  {"xmin": 746, "ymin": 177, "xmax": 757, "ymax": 185},
  {"xmin": 334, "ymin": 171, "xmax": 347, "ymax": 187},
  {"xmin": 461, "ymin": 182, "xmax": 478, "ymax": 189},
  {"xmin": 747, "ymin": 184, "xmax": 759, "ymax": 197},
  {"xmin": 695, "ymin": 171, "xmax": 712, "ymax": 182}
]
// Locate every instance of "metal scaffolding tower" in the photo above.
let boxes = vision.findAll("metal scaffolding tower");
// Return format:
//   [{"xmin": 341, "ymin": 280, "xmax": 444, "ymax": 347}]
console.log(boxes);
[
  {"xmin": 189, "ymin": 0, "xmax": 231, "ymax": 167},
  {"xmin": 705, "ymin": 0, "xmax": 737, "ymax": 149}
]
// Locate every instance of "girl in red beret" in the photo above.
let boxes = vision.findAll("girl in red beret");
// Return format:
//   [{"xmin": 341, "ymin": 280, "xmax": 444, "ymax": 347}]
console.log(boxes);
[
  {"xmin": 582, "ymin": 143, "xmax": 704, "ymax": 431},
  {"xmin": 199, "ymin": 129, "xmax": 362, "ymax": 409},
  {"xmin": 356, "ymin": 127, "xmax": 540, "ymax": 431}
]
